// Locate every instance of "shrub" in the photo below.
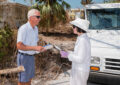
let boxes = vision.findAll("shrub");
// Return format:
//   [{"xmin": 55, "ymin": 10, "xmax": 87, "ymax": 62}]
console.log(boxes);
[{"xmin": 0, "ymin": 25, "xmax": 14, "ymax": 61}]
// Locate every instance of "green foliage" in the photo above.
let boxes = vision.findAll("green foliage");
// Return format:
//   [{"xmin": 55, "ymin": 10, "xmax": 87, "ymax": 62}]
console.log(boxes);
[
  {"xmin": 81, "ymin": 0, "xmax": 93, "ymax": 5},
  {"xmin": 32, "ymin": 0, "xmax": 70, "ymax": 33},
  {"xmin": 0, "ymin": 25, "xmax": 14, "ymax": 61}
]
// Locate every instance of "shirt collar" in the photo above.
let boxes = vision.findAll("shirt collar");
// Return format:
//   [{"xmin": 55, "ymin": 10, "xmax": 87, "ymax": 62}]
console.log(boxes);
[{"xmin": 27, "ymin": 21, "xmax": 37, "ymax": 30}]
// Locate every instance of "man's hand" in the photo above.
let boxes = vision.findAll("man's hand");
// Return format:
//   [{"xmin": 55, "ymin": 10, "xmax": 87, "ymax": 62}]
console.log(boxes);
[
  {"xmin": 17, "ymin": 42, "xmax": 46, "ymax": 52},
  {"xmin": 35, "ymin": 46, "xmax": 46, "ymax": 52}
]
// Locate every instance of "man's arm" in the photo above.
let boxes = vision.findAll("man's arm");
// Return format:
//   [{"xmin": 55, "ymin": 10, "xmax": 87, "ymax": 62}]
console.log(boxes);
[{"xmin": 17, "ymin": 42, "xmax": 44, "ymax": 52}]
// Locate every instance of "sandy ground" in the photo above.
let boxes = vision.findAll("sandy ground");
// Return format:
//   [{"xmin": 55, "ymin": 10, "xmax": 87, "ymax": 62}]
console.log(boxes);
[
  {"xmin": 32, "ymin": 70, "xmax": 102, "ymax": 85},
  {"xmin": 46, "ymin": 70, "xmax": 71, "ymax": 85},
  {"xmin": 32, "ymin": 70, "xmax": 71, "ymax": 85}
]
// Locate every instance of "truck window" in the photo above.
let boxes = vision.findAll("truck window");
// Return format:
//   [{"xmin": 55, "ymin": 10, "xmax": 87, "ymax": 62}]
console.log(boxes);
[{"xmin": 87, "ymin": 8, "xmax": 120, "ymax": 30}]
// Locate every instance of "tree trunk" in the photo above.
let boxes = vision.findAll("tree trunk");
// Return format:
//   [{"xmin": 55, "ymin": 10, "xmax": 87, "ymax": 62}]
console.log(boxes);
[{"xmin": 0, "ymin": 66, "xmax": 25, "ymax": 74}]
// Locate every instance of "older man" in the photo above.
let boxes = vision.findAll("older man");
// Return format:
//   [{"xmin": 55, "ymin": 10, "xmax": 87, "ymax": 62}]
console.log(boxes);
[{"xmin": 17, "ymin": 9, "xmax": 45, "ymax": 85}]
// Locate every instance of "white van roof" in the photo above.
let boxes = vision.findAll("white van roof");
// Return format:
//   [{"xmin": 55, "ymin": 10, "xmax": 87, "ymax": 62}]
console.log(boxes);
[{"xmin": 85, "ymin": 3, "xmax": 120, "ymax": 9}]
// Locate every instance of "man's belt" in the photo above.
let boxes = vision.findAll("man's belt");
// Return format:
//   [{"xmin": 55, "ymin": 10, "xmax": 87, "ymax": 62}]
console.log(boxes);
[{"xmin": 18, "ymin": 52, "xmax": 34, "ymax": 56}]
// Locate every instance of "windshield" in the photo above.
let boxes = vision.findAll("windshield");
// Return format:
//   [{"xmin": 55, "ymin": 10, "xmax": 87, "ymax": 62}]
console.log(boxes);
[{"xmin": 87, "ymin": 8, "xmax": 120, "ymax": 30}]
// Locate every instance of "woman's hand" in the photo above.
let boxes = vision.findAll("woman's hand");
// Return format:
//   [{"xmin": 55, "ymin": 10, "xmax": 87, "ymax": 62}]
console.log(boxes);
[{"xmin": 60, "ymin": 51, "xmax": 68, "ymax": 58}]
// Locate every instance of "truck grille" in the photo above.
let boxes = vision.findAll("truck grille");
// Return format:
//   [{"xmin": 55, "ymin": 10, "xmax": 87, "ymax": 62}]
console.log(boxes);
[{"xmin": 105, "ymin": 58, "xmax": 120, "ymax": 70}]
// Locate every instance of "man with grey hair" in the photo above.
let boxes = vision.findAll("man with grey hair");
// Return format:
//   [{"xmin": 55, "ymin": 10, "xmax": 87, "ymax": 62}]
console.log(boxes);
[{"xmin": 17, "ymin": 9, "xmax": 45, "ymax": 85}]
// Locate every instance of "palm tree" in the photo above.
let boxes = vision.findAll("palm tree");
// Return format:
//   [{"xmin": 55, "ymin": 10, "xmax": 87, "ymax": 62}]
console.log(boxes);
[
  {"xmin": 32, "ymin": 0, "xmax": 70, "ymax": 33},
  {"xmin": 81, "ymin": 0, "xmax": 93, "ymax": 5}
]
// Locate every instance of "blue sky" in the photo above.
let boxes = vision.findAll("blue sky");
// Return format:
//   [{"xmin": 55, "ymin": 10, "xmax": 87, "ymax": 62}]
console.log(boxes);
[
  {"xmin": 9, "ymin": 0, "xmax": 104, "ymax": 8},
  {"xmin": 66, "ymin": 0, "xmax": 104, "ymax": 8}
]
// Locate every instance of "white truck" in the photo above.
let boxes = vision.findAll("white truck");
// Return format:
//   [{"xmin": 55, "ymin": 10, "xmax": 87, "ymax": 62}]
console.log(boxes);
[{"xmin": 84, "ymin": 3, "xmax": 120, "ymax": 85}]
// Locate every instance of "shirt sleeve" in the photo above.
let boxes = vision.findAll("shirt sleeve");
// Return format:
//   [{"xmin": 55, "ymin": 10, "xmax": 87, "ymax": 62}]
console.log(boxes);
[
  {"xmin": 17, "ymin": 26, "xmax": 27, "ymax": 43},
  {"xmin": 68, "ymin": 38, "xmax": 87, "ymax": 64}
]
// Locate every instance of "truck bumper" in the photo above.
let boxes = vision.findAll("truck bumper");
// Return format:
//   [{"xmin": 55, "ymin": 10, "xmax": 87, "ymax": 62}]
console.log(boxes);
[{"xmin": 88, "ymin": 71, "xmax": 120, "ymax": 85}]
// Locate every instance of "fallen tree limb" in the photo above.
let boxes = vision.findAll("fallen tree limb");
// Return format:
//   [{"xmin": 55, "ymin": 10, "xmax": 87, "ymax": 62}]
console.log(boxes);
[
  {"xmin": 0, "ymin": 66, "xmax": 25, "ymax": 75},
  {"xmin": 53, "ymin": 63, "xmax": 71, "ymax": 80}
]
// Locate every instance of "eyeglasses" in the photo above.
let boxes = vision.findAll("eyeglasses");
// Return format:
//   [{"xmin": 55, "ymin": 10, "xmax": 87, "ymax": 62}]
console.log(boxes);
[
  {"xmin": 33, "ymin": 16, "xmax": 41, "ymax": 19},
  {"xmin": 35, "ymin": 16, "xmax": 41, "ymax": 19},
  {"xmin": 73, "ymin": 25, "xmax": 76, "ymax": 29}
]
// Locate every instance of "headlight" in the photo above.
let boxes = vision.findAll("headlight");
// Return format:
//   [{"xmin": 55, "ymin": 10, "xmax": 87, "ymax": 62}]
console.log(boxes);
[{"xmin": 91, "ymin": 56, "xmax": 100, "ymax": 64}]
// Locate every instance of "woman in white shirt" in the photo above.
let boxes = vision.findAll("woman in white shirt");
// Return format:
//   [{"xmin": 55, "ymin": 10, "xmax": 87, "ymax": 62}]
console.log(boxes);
[{"xmin": 60, "ymin": 18, "xmax": 91, "ymax": 85}]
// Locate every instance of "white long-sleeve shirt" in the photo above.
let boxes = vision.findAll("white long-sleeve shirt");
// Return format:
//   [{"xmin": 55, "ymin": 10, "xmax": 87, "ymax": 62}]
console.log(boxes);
[{"xmin": 68, "ymin": 33, "xmax": 91, "ymax": 72}]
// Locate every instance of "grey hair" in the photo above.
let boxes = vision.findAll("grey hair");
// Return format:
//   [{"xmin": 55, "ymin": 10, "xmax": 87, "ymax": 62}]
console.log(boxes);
[{"xmin": 27, "ymin": 9, "xmax": 40, "ymax": 19}]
